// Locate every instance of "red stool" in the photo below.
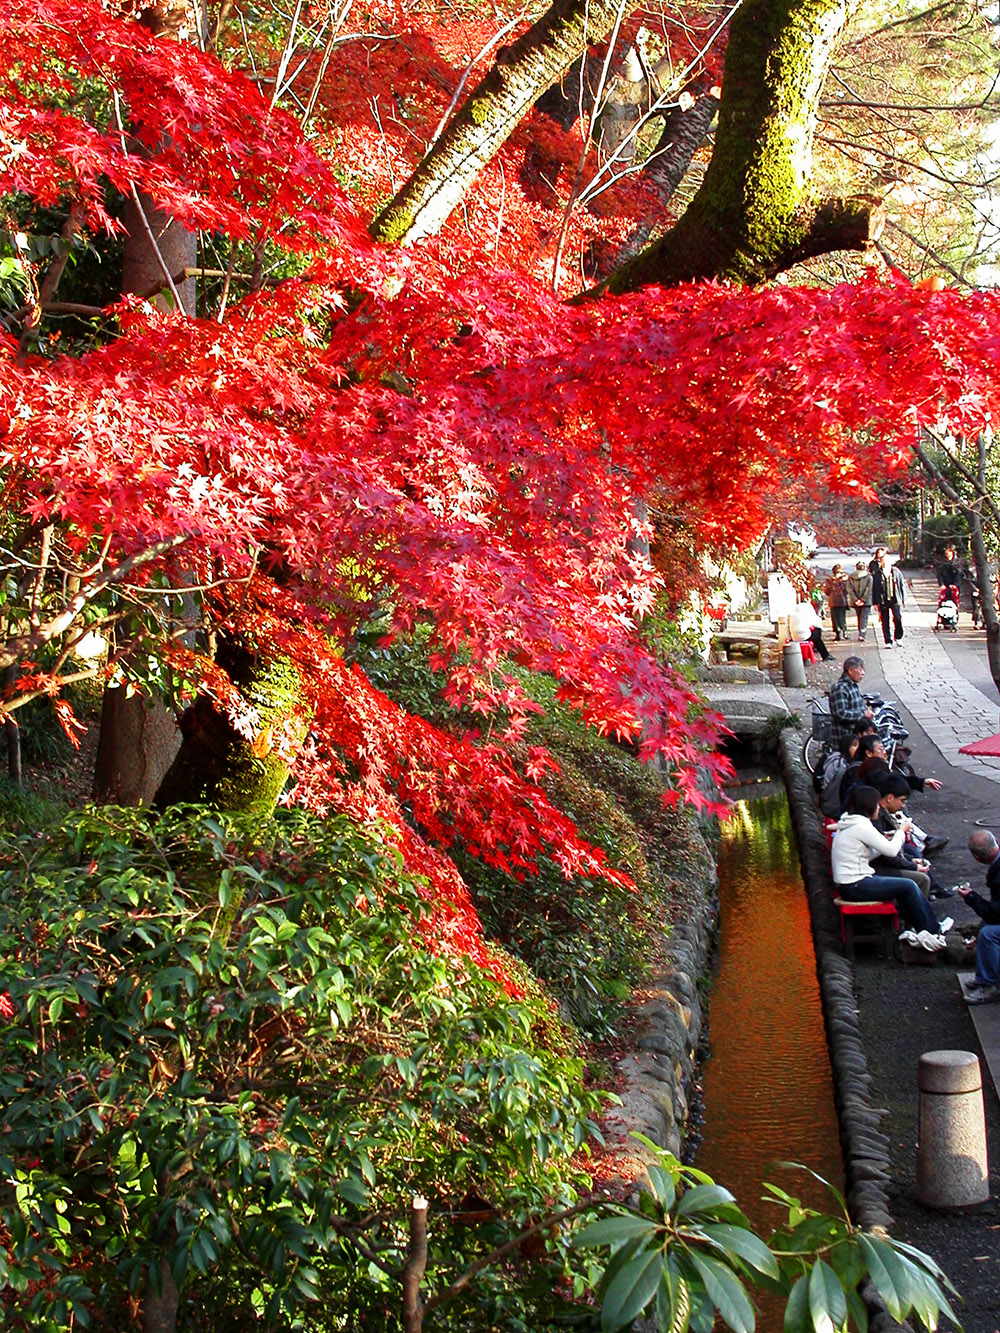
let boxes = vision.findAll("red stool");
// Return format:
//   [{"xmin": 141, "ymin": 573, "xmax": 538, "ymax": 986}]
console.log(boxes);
[
  {"xmin": 833, "ymin": 898, "xmax": 899, "ymax": 959},
  {"xmin": 799, "ymin": 640, "xmax": 816, "ymax": 664}
]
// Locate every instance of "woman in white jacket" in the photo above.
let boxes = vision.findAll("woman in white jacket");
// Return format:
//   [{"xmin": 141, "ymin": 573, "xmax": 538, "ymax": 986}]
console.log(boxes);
[{"xmin": 831, "ymin": 786, "xmax": 946, "ymax": 938}]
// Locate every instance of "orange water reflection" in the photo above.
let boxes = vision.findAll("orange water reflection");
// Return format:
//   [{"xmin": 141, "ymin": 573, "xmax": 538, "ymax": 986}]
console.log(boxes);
[{"xmin": 696, "ymin": 791, "xmax": 845, "ymax": 1327}]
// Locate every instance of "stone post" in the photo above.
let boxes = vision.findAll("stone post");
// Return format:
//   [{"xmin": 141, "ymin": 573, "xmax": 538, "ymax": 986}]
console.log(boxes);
[
  {"xmin": 782, "ymin": 640, "xmax": 807, "ymax": 688},
  {"xmin": 915, "ymin": 1050, "xmax": 989, "ymax": 1208}
]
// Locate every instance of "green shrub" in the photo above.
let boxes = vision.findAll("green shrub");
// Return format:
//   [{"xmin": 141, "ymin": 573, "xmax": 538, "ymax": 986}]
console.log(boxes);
[
  {"xmin": 357, "ymin": 634, "xmax": 712, "ymax": 1040},
  {"xmin": 0, "ymin": 805, "xmax": 606, "ymax": 1330}
]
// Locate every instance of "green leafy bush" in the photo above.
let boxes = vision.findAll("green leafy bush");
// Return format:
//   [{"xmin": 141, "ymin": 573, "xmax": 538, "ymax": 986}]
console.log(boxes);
[
  {"xmin": 358, "ymin": 633, "xmax": 711, "ymax": 1039},
  {"xmin": 0, "ymin": 804, "xmax": 606, "ymax": 1330},
  {"xmin": 575, "ymin": 1141, "xmax": 960, "ymax": 1333}
]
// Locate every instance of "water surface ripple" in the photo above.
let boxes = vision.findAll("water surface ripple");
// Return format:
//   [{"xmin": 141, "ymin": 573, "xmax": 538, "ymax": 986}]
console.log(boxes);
[{"xmin": 696, "ymin": 788, "xmax": 845, "ymax": 1236}]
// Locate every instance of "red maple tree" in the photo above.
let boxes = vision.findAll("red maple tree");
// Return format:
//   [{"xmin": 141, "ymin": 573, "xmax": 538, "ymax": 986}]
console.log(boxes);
[{"xmin": 3, "ymin": 0, "xmax": 1000, "ymax": 972}]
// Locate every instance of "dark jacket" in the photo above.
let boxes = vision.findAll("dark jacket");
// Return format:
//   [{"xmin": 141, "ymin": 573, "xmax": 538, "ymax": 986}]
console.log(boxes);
[
  {"xmin": 870, "ymin": 561, "xmax": 904, "ymax": 608},
  {"xmin": 872, "ymin": 809, "xmax": 920, "ymax": 873},
  {"xmin": 936, "ymin": 557, "xmax": 961, "ymax": 588},
  {"xmin": 967, "ymin": 852, "xmax": 1000, "ymax": 924}
]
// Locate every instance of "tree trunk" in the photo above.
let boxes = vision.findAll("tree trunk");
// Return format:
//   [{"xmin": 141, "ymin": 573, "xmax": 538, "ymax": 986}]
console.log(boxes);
[
  {"xmin": 142, "ymin": 1260, "xmax": 179, "ymax": 1333},
  {"xmin": 913, "ymin": 430, "xmax": 1000, "ymax": 703},
  {"xmin": 92, "ymin": 191, "xmax": 197, "ymax": 803},
  {"xmin": 370, "ymin": 0, "xmax": 628, "ymax": 247},
  {"xmin": 599, "ymin": 90, "xmax": 719, "ymax": 276},
  {"xmin": 122, "ymin": 192, "xmax": 198, "ymax": 313},
  {"xmin": 594, "ymin": 0, "xmax": 883, "ymax": 294},
  {"xmin": 154, "ymin": 636, "xmax": 306, "ymax": 821},
  {"xmin": 92, "ymin": 676, "xmax": 182, "ymax": 805},
  {"xmin": 2, "ymin": 664, "xmax": 21, "ymax": 785},
  {"xmin": 967, "ymin": 515, "xmax": 1000, "ymax": 698}
]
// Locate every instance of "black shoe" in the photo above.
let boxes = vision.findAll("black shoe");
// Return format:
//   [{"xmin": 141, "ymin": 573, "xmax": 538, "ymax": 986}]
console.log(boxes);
[
  {"xmin": 923, "ymin": 835, "xmax": 950, "ymax": 853},
  {"xmin": 930, "ymin": 885, "xmax": 957, "ymax": 899}
]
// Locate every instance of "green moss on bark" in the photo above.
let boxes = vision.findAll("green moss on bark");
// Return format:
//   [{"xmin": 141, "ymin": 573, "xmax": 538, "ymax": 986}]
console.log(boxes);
[
  {"xmin": 595, "ymin": 0, "xmax": 863, "ymax": 294},
  {"xmin": 154, "ymin": 641, "xmax": 307, "ymax": 823}
]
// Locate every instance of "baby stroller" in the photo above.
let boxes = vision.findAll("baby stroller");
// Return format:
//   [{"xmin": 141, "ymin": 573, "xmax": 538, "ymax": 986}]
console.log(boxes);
[{"xmin": 934, "ymin": 584, "xmax": 960, "ymax": 632}]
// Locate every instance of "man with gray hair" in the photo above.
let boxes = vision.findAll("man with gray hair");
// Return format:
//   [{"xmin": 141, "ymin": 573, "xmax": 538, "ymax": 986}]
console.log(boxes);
[
  {"xmin": 828, "ymin": 656, "xmax": 873, "ymax": 748},
  {"xmin": 958, "ymin": 830, "xmax": 1000, "ymax": 1004}
]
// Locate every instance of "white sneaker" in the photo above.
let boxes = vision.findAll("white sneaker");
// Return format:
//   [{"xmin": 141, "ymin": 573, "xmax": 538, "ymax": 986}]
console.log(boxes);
[
  {"xmin": 898, "ymin": 930, "xmax": 919, "ymax": 946},
  {"xmin": 916, "ymin": 930, "xmax": 947, "ymax": 952},
  {"xmin": 938, "ymin": 917, "xmax": 954, "ymax": 934}
]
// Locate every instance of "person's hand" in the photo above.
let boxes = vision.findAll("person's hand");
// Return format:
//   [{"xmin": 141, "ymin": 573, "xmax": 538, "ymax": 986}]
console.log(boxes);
[
  {"xmin": 864, "ymin": 707, "xmax": 873, "ymax": 719},
  {"xmin": 914, "ymin": 858, "xmax": 930, "ymax": 872},
  {"xmin": 957, "ymin": 884, "xmax": 973, "ymax": 899},
  {"xmin": 901, "ymin": 817, "xmax": 914, "ymax": 833},
  {"xmin": 924, "ymin": 778, "xmax": 943, "ymax": 791}
]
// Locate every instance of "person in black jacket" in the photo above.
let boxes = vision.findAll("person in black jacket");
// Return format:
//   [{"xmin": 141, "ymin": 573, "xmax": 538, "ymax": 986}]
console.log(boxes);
[
  {"xmin": 959, "ymin": 830, "xmax": 1000, "ymax": 1003},
  {"xmin": 936, "ymin": 544, "xmax": 962, "ymax": 590},
  {"xmin": 870, "ymin": 772, "xmax": 956, "ymax": 900}
]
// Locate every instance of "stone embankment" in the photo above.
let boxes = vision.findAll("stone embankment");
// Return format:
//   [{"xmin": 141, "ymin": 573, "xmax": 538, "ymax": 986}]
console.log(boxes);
[
  {"xmin": 605, "ymin": 827, "xmax": 718, "ymax": 1162},
  {"xmin": 780, "ymin": 728, "xmax": 906, "ymax": 1332}
]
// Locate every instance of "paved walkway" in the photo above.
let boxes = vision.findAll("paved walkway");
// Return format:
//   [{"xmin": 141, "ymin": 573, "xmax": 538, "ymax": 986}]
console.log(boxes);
[
  {"xmin": 868, "ymin": 583, "xmax": 1000, "ymax": 781},
  {"xmin": 813, "ymin": 568, "xmax": 1000, "ymax": 1330}
]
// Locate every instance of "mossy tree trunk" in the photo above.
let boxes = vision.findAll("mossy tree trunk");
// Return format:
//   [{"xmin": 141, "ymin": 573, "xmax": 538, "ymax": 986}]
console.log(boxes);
[
  {"xmin": 596, "ymin": 0, "xmax": 883, "ymax": 294},
  {"xmin": 154, "ymin": 637, "xmax": 307, "ymax": 821},
  {"xmin": 370, "ymin": 0, "xmax": 626, "ymax": 247}
]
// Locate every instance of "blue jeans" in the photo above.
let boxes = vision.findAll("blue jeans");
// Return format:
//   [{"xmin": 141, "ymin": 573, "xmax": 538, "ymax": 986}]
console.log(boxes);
[
  {"xmin": 974, "ymin": 923, "xmax": 1000, "ymax": 987},
  {"xmin": 839, "ymin": 874, "xmax": 940, "ymax": 935}
]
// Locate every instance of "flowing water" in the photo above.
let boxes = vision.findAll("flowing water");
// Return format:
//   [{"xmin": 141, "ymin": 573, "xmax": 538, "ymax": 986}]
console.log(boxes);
[{"xmin": 696, "ymin": 780, "xmax": 845, "ymax": 1259}]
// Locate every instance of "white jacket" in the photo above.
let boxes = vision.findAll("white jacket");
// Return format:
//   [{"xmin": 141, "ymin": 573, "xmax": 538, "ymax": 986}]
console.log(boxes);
[
  {"xmin": 830, "ymin": 812, "xmax": 906, "ymax": 884},
  {"xmin": 790, "ymin": 601, "xmax": 820, "ymax": 640}
]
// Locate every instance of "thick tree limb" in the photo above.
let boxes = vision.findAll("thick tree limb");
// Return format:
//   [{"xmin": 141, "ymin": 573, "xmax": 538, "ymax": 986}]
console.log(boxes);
[
  {"xmin": 592, "ymin": 0, "xmax": 878, "ymax": 294},
  {"xmin": 370, "ymin": 0, "xmax": 630, "ymax": 246}
]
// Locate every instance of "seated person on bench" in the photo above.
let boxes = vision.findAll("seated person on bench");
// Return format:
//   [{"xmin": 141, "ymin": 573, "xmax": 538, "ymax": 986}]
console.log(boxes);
[{"xmin": 831, "ymin": 786, "xmax": 950, "ymax": 948}]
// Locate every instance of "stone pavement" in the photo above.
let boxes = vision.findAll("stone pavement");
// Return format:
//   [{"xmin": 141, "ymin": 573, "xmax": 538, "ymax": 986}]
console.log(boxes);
[
  {"xmin": 802, "ymin": 566, "xmax": 1000, "ymax": 1331},
  {"xmin": 869, "ymin": 579, "xmax": 1000, "ymax": 781}
]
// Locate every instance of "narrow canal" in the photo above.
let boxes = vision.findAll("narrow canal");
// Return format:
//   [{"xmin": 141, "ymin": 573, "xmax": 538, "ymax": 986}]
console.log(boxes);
[{"xmin": 696, "ymin": 779, "xmax": 845, "ymax": 1242}]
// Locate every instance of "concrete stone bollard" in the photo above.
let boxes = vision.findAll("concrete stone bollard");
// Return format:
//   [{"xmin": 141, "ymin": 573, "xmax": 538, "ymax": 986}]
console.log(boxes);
[
  {"xmin": 915, "ymin": 1050, "xmax": 989, "ymax": 1208},
  {"xmin": 782, "ymin": 641, "xmax": 807, "ymax": 687}
]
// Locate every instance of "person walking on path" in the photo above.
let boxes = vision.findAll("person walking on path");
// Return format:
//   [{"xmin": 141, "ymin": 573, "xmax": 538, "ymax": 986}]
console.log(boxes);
[
  {"xmin": 829, "ymin": 655, "xmax": 873, "ymax": 748},
  {"xmin": 824, "ymin": 564, "xmax": 850, "ymax": 640},
  {"xmin": 831, "ymin": 786, "xmax": 950, "ymax": 945},
  {"xmin": 848, "ymin": 561, "xmax": 872, "ymax": 641},
  {"xmin": 869, "ymin": 548, "xmax": 906, "ymax": 645},
  {"xmin": 935, "ymin": 543, "xmax": 962, "ymax": 592},
  {"xmin": 958, "ymin": 830, "xmax": 1000, "ymax": 1003}
]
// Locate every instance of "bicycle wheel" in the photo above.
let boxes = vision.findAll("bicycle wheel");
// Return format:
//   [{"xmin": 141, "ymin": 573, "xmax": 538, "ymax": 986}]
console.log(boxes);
[{"xmin": 803, "ymin": 735, "xmax": 826, "ymax": 775}]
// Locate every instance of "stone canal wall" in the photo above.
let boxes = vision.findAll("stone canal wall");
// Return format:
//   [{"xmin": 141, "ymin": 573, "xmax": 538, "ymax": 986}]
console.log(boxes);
[
  {"xmin": 780, "ymin": 728, "xmax": 906, "ymax": 1333},
  {"xmin": 604, "ymin": 822, "xmax": 719, "ymax": 1161}
]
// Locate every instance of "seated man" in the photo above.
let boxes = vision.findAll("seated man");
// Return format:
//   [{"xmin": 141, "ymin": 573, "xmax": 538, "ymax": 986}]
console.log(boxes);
[
  {"xmin": 870, "ymin": 772, "xmax": 956, "ymax": 900},
  {"xmin": 958, "ymin": 830, "xmax": 1000, "ymax": 1004}
]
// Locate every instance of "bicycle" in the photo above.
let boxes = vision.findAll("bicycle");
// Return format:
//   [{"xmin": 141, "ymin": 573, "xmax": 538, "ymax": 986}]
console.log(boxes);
[
  {"xmin": 803, "ymin": 698, "xmax": 832, "ymax": 774},
  {"xmin": 803, "ymin": 693, "xmax": 908, "ymax": 776}
]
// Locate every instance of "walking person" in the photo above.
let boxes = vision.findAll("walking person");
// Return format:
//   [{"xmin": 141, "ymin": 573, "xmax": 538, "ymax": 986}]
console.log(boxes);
[
  {"xmin": 869, "ymin": 549, "xmax": 906, "ymax": 646},
  {"xmin": 935, "ymin": 543, "xmax": 962, "ymax": 592},
  {"xmin": 847, "ymin": 561, "xmax": 872, "ymax": 641},
  {"xmin": 824, "ymin": 564, "xmax": 850, "ymax": 641}
]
